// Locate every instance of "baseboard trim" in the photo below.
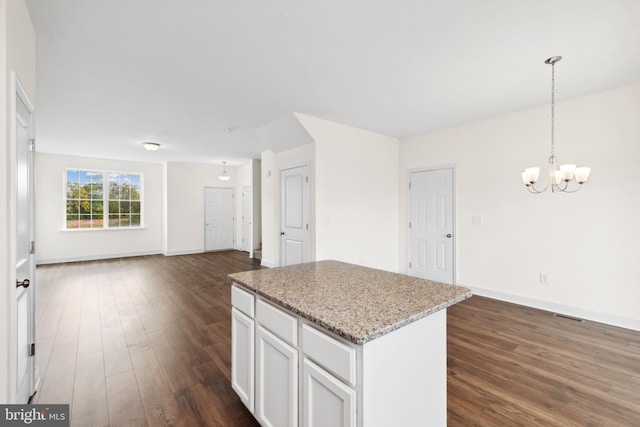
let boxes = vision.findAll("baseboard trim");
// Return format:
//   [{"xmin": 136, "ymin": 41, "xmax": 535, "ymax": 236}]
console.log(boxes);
[
  {"xmin": 36, "ymin": 250, "xmax": 163, "ymax": 265},
  {"xmin": 260, "ymin": 260, "xmax": 277, "ymax": 268},
  {"xmin": 164, "ymin": 249, "xmax": 205, "ymax": 257},
  {"xmin": 468, "ymin": 285, "xmax": 640, "ymax": 332}
]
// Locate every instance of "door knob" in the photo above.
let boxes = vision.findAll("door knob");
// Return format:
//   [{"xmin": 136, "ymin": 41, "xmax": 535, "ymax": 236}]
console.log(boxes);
[
  {"xmin": 16, "ymin": 279, "xmax": 30, "ymax": 289},
  {"xmin": 446, "ymin": 234, "xmax": 452, "ymax": 238},
  {"xmin": 280, "ymin": 232, "xmax": 285, "ymax": 236}
]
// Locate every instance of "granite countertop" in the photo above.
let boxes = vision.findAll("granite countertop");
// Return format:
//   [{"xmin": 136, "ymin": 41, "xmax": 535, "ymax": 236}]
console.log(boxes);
[{"xmin": 228, "ymin": 260, "xmax": 471, "ymax": 344}]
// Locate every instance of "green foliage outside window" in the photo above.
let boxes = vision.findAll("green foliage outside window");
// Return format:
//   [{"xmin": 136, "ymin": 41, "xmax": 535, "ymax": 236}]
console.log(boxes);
[{"xmin": 66, "ymin": 169, "xmax": 142, "ymax": 229}]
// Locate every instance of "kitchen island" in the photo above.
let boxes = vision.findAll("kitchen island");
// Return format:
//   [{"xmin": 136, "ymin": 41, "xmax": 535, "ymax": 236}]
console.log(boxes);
[{"xmin": 228, "ymin": 260, "xmax": 471, "ymax": 427}]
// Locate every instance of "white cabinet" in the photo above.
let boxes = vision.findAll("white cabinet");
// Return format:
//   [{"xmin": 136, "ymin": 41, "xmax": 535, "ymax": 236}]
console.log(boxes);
[
  {"xmin": 256, "ymin": 325, "xmax": 298, "ymax": 427},
  {"xmin": 231, "ymin": 307, "xmax": 254, "ymax": 412},
  {"xmin": 230, "ymin": 283, "xmax": 447, "ymax": 427},
  {"xmin": 302, "ymin": 357, "xmax": 356, "ymax": 427}
]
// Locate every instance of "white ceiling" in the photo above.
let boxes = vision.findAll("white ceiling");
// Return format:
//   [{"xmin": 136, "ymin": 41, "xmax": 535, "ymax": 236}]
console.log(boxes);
[{"xmin": 25, "ymin": 0, "xmax": 640, "ymax": 165}]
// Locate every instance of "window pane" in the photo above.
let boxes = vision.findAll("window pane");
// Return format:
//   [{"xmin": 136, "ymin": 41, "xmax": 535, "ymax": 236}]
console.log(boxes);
[
  {"xmin": 66, "ymin": 200, "xmax": 78, "ymax": 215},
  {"xmin": 109, "ymin": 214, "xmax": 119, "ymax": 227},
  {"xmin": 79, "ymin": 200, "xmax": 91, "ymax": 214},
  {"xmin": 131, "ymin": 201, "xmax": 141, "ymax": 214},
  {"xmin": 66, "ymin": 214, "xmax": 79, "ymax": 229},
  {"xmin": 90, "ymin": 182, "xmax": 103, "ymax": 199},
  {"xmin": 67, "ymin": 170, "xmax": 79, "ymax": 198},
  {"xmin": 109, "ymin": 174, "xmax": 121, "ymax": 200},
  {"xmin": 121, "ymin": 175, "xmax": 131, "ymax": 199},
  {"xmin": 109, "ymin": 200, "xmax": 119, "ymax": 214},
  {"xmin": 120, "ymin": 201, "xmax": 130, "ymax": 214},
  {"xmin": 92, "ymin": 201, "xmax": 104, "ymax": 216},
  {"xmin": 119, "ymin": 215, "xmax": 131, "ymax": 227},
  {"xmin": 130, "ymin": 214, "xmax": 141, "ymax": 226},
  {"xmin": 130, "ymin": 175, "xmax": 141, "ymax": 200},
  {"xmin": 79, "ymin": 215, "xmax": 92, "ymax": 228},
  {"xmin": 90, "ymin": 215, "xmax": 104, "ymax": 228}
]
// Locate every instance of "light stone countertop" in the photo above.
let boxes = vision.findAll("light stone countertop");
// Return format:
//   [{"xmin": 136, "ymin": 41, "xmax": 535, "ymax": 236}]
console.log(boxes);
[{"xmin": 228, "ymin": 260, "xmax": 472, "ymax": 344}]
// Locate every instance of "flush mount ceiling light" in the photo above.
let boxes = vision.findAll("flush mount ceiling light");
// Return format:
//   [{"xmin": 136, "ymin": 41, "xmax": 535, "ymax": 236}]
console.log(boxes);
[
  {"xmin": 219, "ymin": 161, "xmax": 231, "ymax": 181},
  {"xmin": 521, "ymin": 56, "xmax": 591, "ymax": 193},
  {"xmin": 143, "ymin": 142, "xmax": 160, "ymax": 151}
]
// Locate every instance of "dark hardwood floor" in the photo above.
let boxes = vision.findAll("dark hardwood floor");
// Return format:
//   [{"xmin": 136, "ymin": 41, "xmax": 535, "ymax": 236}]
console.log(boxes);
[{"xmin": 33, "ymin": 251, "xmax": 640, "ymax": 426}]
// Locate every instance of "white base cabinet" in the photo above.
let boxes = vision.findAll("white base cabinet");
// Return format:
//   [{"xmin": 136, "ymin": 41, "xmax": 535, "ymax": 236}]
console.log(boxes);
[
  {"xmin": 302, "ymin": 357, "xmax": 356, "ymax": 427},
  {"xmin": 256, "ymin": 325, "xmax": 298, "ymax": 427},
  {"xmin": 231, "ymin": 307, "xmax": 254, "ymax": 412},
  {"xmin": 231, "ymin": 284, "xmax": 447, "ymax": 427}
]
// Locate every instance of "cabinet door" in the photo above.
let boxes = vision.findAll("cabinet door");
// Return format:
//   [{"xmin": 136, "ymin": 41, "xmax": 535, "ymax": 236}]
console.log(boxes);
[
  {"xmin": 302, "ymin": 358, "xmax": 356, "ymax": 427},
  {"xmin": 256, "ymin": 325, "xmax": 298, "ymax": 427},
  {"xmin": 232, "ymin": 307, "xmax": 254, "ymax": 412}
]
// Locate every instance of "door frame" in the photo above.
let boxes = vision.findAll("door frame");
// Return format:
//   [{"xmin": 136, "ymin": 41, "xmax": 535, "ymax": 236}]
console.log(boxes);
[
  {"xmin": 279, "ymin": 162, "xmax": 310, "ymax": 267},
  {"xmin": 203, "ymin": 186, "xmax": 235, "ymax": 252},
  {"xmin": 406, "ymin": 165, "xmax": 456, "ymax": 284},
  {"xmin": 241, "ymin": 185, "xmax": 252, "ymax": 255},
  {"xmin": 8, "ymin": 71, "xmax": 38, "ymax": 402}
]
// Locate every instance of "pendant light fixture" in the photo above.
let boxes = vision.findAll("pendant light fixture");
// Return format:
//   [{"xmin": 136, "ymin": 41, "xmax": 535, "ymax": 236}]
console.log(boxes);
[
  {"xmin": 521, "ymin": 56, "xmax": 591, "ymax": 193},
  {"xmin": 218, "ymin": 161, "xmax": 231, "ymax": 181}
]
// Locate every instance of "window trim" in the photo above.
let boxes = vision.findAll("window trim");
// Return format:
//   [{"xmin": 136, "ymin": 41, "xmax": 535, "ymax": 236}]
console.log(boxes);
[{"xmin": 64, "ymin": 168, "xmax": 144, "ymax": 230}]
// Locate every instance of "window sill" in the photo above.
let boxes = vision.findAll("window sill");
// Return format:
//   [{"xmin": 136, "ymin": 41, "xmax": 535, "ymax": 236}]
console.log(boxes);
[{"xmin": 60, "ymin": 227, "xmax": 148, "ymax": 232}]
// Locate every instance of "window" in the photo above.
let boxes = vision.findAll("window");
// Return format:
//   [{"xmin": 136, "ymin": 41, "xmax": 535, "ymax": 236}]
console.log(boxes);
[{"xmin": 65, "ymin": 169, "xmax": 142, "ymax": 229}]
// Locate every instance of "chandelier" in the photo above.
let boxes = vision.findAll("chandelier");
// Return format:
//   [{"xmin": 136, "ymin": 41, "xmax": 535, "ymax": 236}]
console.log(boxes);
[
  {"xmin": 521, "ymin": 56, "xmax": 590, "ymax": 193},
  {"xmin": 219, "ymin": 161, "xmax": 231, "ymax": 181}
]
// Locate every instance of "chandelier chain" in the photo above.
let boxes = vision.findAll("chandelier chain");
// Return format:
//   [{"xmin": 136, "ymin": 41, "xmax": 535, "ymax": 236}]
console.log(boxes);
[{"xmin": 550, "ymin": 60, "xmax": 555, "ymax": 161}]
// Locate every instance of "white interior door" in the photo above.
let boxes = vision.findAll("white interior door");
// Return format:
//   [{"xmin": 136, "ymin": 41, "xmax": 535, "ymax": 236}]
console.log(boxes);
[
  {"xmin": 409, "ymin": 168, "xmax": 455, "ymax": 284},
  {"xmin": 280, "ymin": 165, "xmax": 309, "ymax": 266},
  {"xmin": 242, "ymin": 186, "xmax": 251, "ymax": 253},
  {"xmin": 205, "ymin": 188, "xmax": 234, "ymax": 251},
  {"xmin": 13, "ymin": 74, "xmax": 37, "ymax": 403}
]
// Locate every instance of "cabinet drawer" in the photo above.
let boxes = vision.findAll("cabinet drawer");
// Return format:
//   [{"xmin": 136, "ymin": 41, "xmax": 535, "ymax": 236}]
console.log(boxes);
[
  {"xmin": 232, "ymin": 284, "xmax": 255, "ymax": 318},
  {"xmin": 256, "ymin": 299, "xmax": 298, "ymax": 347},
  {"xmin": 302, "ymin": 324, "xmax": 356, "ymax": 386}
]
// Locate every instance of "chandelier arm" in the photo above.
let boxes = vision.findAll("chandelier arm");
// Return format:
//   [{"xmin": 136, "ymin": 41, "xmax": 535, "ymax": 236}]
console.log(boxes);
[
  {"xmin": 528, "ymin": 181, "xmax": 548, "ymax": 194},
  {"xmin": 556, "ymin": 184, "xmax": 583, "ymax": 193}
]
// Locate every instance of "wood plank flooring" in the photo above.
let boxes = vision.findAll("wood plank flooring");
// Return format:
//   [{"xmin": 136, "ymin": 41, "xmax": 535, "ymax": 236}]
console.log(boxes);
[
  {"xmin": 447, "ymin": 296, "xmax": 640, "ymax": 426},
  {"xmin": 33, "ymin": 251, "xmax": 640, "ymax": 426}
]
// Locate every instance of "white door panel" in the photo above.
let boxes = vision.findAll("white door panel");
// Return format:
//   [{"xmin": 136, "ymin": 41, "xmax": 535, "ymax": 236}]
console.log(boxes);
[
  {"xmin": 205, "ymin": 188, "xmax": 234, "ymax": 251},
  {"xmin": 281, "ymin": 165, "xmax": 309, "ymax": 266},
  {"xmin": 409, "ymin": 168, "xmax": 454, "ymax": 284},
  {"xmin": 13, "ymin": 73, "xmax": 37, "ymax": 403}
]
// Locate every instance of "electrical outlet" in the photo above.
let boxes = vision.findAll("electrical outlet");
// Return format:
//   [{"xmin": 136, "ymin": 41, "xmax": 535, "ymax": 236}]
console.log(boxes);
[{"xmin": 539, "ymin": 273, "xmax": 549, "ymax": 284}]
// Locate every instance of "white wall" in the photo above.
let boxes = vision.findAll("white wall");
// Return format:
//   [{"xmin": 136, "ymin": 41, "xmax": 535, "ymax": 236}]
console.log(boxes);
[
  {"xmin": 260, "ymin": 143, "xmax": 315, "ymax": 267},
  {"xmin": 35, "ymin": 153, "xmax": 164, "ymax": 263},
  {"xmin": 297, "ymin": 114, "xmax": 400, "ymax": 272},
  {"xmin": 165, "ymin": 161, "xmax": 237, "ymax": 255},
  {"xmin": 399, "ymin": 83, "xmax": 640, "ymax": 330},
  {"xmin": 261, "ymin": 150, "xmax": 277, "ymax": 267},
  {"xmin": 1, "ymin": 0, "xmax": 36, "ymax": 403}
]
